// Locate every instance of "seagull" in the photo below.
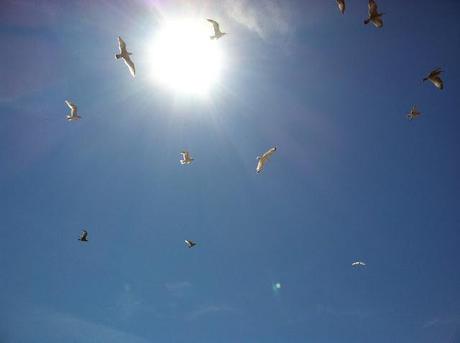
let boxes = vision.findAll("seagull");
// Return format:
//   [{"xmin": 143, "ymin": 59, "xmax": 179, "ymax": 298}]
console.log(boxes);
[
  {"xmin": 78, "ymin": 230, "xmax": 89, "ymax": 242},
  {"xmin": 185, "ymin": 240, "xmax": 197, "ymax": 248},
  {"xmin": 115, "ymin": 36, "xmax": 136, "ymax": 77},
  {"xmin": 364, "ymin": 0, "xmax": 384, "ymax": 28},
  {"xmin": 180, "ymin": 151, "xmax": 194, "ymax": 165},
  {"xmin": 423, "ymin": 68, "xmax": 444, "ymax": 90},
  {"xmin": 65, "ymin": 100, "xmax": 81, "ymax": 121},
  {"xmin": 337, "ymin": 0, "xmax": 346, "ymax": 14},
  {"xmin": 207, "ymin": 19, "xmax": 227, "ymax": 40},
  {"xmin": 352, "ymin": 261, "xmax": 366, "ymax": 267},
  {"xmin": 407, "ymin": 105, "xmax": 421, "ymax": 120},
  {"xmin": 256, "ymin": 147, "xmax": 277, "ymax": 173}
]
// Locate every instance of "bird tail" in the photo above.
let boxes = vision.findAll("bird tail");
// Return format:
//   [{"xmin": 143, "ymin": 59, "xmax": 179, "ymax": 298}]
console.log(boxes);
[
  {"xmin": 115, "ymin": 53, "xmax": 122, "ymax": 59},
  {"xmin": 364, "ymin": 19, "xmax": 370, "ymax": 24}
]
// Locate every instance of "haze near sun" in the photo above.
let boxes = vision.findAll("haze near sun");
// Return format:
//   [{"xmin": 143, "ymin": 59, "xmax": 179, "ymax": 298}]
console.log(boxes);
[{"xmin": 149, "ymin": 19, "xmax": 224, "ymax": 97}]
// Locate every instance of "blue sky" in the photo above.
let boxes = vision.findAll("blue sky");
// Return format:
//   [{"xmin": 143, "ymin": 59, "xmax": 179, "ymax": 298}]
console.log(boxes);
[{"xmin": 1, "ymin": 0, "xmax": 460, "ymax": 342}]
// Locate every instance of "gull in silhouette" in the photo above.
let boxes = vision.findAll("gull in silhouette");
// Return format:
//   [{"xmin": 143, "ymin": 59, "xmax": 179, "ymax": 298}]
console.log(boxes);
[
  {"xmin": 256, "ymin": 147, "xmax": 277, "ymax": 173},
  {"xmin": 337, "ymin": 0, "xmax": 346, "ymax": 14},
  {"xmin": 65, "ymin": 100, "xmax": 80, "ymax": 121},
  {"xmin": 185, "ymin": 240, "xmax": 196, "ymax": 248},
  {"xmin": 407, "ymin": 105, "xmax": 421, "ymax": 120},
  {"xmin": 352, "ymin": 261, "xmax": 366, "ymax": 267},
  {"xmin": 78, "ymin": 230, "xmax": 89, "ymax": 242},
  {"xmin": 180, "ymin": 151, "xmax": 194, "ymax": 165},
  {"xmin": 364, "ymin": 0, "xmax": 384, "ymax": 28},
  {"xmin": 423, "ymin": 68, "xmax": 444, "ymax": 90},
  {"xmin": 207, "ymin": 19, "xmax": 227, "ymax": 40},
  {"xmin": 115, "ymin": 36, "xmax": 135, "ymax": 77}
]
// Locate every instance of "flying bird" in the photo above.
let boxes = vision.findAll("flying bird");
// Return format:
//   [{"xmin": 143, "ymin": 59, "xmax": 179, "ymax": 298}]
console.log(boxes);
[
  {"xmin": 337, "ymin": 0, "xmax": 346, "ymax": 14},
  {"xmin": 78, "ymin": 230, "xmax": 89, "ymax": 242},
  {"xmin": 256, "ymin": 147, "xmax": 277, "ymax": 173},
  {"xmin": 180, "ymin": 151, "xmax": 194, "ymax": 165},
  {"xmin": 207, "ymin": 19, "xmax": 227, "ymax": 40},
  {"xmin": 423, "ymin": 68, "xmax": 444, "ymax": 90},
  {"xmin": 185, "ymin": 240, "xmax": 196, "ymax": 248},
  {"xmin": 352, "ymin": 261, "xmax": 366, "ymax": 267},
  {"xmin": 65, "ymin": 100, "xmax": 81, "ymax": 121},
  {"xmin": 407, "ymin": 105, "xmax": 421, "ymax": 120},
  {"xmin": 115, "ymin": 36, "xmax": 136, "ymax": 77},
  {"xmin": 364, "ymin": 0, "xmax": 384, "ymax": 28}
]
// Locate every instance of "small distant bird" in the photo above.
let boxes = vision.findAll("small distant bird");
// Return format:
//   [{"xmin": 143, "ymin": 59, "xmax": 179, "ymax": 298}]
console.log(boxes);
[
  {"xmin": 337, "ymin": 0, "xmax": 346, "ymax": 14},
  {"xmin": 256, "ymin": 147, "xmax": 277, "ymax": 173},
  {"xmin": 65, "ymin": 100, "xmax": 81, "ymax": 121},
  {"xmin": 185, "ymin": 240, "xmax": 196, "ymax": 248},
  {"xmin": 407, "ymin": 105, "xmax": 421, "ymax": 120},
  {"xmin": 180, "ymin": 151, "xmax": 194, "ymax": 165},
  {"xmin": 364, "ymin": 0, "xmax": 384, "ymax": 28},
  {"xmin": 115, "ymin": 36, "xmax": 136, "ymax": 77},
  {"xmin": 207, "ymin": 19, "xmax": 227, "ymax": 40},
  {"xmin": 352, "ymin": 261, "xmax": 366, "ymax": 267},
  {"xmin": 423, "ymin": 68, "xmax": 444, "ymax": 90},
  {"xmin": 78, "ymin": 230, "xmax": 89, "ymax": 242}
]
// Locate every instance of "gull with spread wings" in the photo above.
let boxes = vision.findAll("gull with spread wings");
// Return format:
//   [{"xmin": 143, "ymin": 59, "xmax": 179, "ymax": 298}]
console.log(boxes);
[
  {"xmin": 207, "ymin": 19, "xmax": 227, "ymax": 40},
  {"xmin": 423, "ymin": 68, "xmax": 444, "ymax": 90},
  {"xmin": 78, "ymin": 230, "xmax": 89, "ymax": 242},
  {"xmin": 180, "ymin": 151, "xmax": 194, "ymax": 165},
  {"xmin": 65, "ymin": 100, "xmax": 81, "ymax": 121},
  {"xmin": 115, "ymin": 36, "xmax": 136, "ymax": 77},
  {"xmin": 256, "ymin": 147, "xmax": 277, "ymax": 173},
  {"xmin": 407, "ymin": 105, "xmax": 421, "ymax": 120},
  {"xmin": 364, "ymin": 0, "xmax": 384, "ymax": 28}
]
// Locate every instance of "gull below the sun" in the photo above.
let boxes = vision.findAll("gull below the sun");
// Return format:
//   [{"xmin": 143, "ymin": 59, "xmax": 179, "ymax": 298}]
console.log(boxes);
[
  {"xmin": 364, "ymin": 0, "xmax": 384, "ymax": 28},
  {"xmin": 65, "ymin": 100, "xmax": 80, "ymax": 121},
  {"xmin": 180, "ymin": 151, "xmax": 194, "ymax": 165},
  {"xmin": 115, "ymin": 36, "xmax": 136, "ymax": 78},
  {"xmin": 78, "ymin": 229, "xmax": 89, "ymax": 242},
  {"xmin": 352, "ymin": 261, "xmax": 366, "ymax": 267},
  {"xmin": 407, "ymin": 105, "xmax": 421, "ymax": 120},
  {"xmin": 256, "ymin": 147, "xmax": 277, "ymax": 173},
  {"xmin": 423, "ymin": 68, "xmax": 444, "ymax": 90},
  {"xmin": 207, "ymin": 19, "xmax": 227, "ymax": 40},
  {"xmin": 185, "ymin": 240, "xmax": 197, "ymax": 248}
]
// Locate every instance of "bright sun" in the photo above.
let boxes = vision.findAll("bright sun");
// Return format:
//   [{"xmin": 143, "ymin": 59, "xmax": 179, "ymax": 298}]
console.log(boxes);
[{"xmin": 149, "ymin": 19, "xmax": 224, "ymax": 96}]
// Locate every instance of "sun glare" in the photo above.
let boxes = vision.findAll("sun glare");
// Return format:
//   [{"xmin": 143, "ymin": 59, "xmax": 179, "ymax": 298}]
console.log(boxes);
[{"xmin": 149, "ymin": 19, "xmax": 224, "ymax": 96}]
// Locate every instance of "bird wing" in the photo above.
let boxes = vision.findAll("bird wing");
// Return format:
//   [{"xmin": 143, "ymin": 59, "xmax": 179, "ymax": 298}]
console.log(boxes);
[
  {"xmin": 81, "ymin": 230, "xmax": 88, "ymax": 239},
  {"xmin": 262, "ymin": 147, "xmax": 277, "ymax": 159},
  {"xmin": 429, "ymin": 68, "xmax": 442, "ymax": 78},
  {"xmin": 123, "ymin": 55, "xmax": 136, "ymax": 77},
  {"xmin": 337, "ymin": 0, "xmax": 345, "ymax": 14},
  {"xmin": 368, "ymin": 0, "xmax": 378, "ymax": 14},
  {"xmin": 432, "ymin": 76, "xmax": 444, "ymax": 89},
  {"xmin": 65, "ymin": 100, "xmax": 76, "ymax": 111},
  {"xmin": 256, "ymin": 159, "xmax": 265, "ymax": 173},
  {"xmin": 182, "ymin": 151, "xmax": 190, "ymax": 160},
  {"xmin": 207, "ymin": 19, "xmax": 220, "ymax": 34},
  {"xmin": 118, "ymin": 36, "xmax": 127, "ymax": 53}
]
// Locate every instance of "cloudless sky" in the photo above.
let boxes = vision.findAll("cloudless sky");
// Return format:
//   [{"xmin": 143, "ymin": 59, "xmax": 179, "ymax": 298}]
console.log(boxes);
[{"xmin": 1, "ymin": 0, "xmax": 460, "ymax": 342}]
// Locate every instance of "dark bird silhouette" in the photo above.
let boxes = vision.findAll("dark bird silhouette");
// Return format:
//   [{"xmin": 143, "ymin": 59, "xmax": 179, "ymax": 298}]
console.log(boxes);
[
  {"xmin": 78, "ymin": 230, "xmax": 89, "ymax": 242},
  {"xmin": 364, "ymin": 0, "xmax": 384, "ymax": 28},
  {"xmin": 423, "ymin": 68, "xmax": 444, "ymax": 90},
  {"xmin": 185, "ymin": 240, "xmax": 197, "ymax": 248}
]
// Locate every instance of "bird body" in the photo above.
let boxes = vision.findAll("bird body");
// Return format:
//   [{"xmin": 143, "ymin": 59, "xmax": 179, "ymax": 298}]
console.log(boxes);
[
  {"xmin": 364, "ymin": 0, "xmax": 384, "ymax": 28},
  {"xmin": 256, "ymin": 147, "xmax": 277, "ymax": 173},
  {"xmin": 116, "ymin": 36, "xmax": 136, "ymax": 77},
  {"xmin": 337, "ymin": 0, "xmax": 346, "ymax": 14},
  {"xmin": 185, "ymin": 240, "xmax": 196, "ymax": 248},
  {"xmin": 78, "ymin": 230, "xmax": 89, "ymax": 242},
  {"xmin": 423, "ymin": 68, "xmax": 444, "ymax": 90},
  {"xmin": 352, "ymin": 261, "xmax": 366, "ymax": 267},
  {"xmin": 180, "ymin": 151, "xmax": 194, "ymax": 165},
  {"xmin": 65, "ymin": 100, "xmax": 81, "ymax": 121},
  {"xmin": 207, "ymin": 19, "xmax": 227, "ymax": 40},
  {"xmin": 407, "ymin": 105, "xmax": 421, "ymax": 120}
]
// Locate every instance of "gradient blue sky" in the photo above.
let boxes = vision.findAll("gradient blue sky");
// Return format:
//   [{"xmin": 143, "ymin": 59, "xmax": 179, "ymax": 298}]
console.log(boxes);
[{"xmin": 1, "ymin": 0, "xmax": 460, "ymax": 342}]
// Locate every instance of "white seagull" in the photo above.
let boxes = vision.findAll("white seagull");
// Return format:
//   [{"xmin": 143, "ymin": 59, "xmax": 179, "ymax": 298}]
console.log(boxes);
[
  {"xmin": 207, "ymin": 19, "xmax": 227, "ymax": 40},
  {"xmin": 78, "ymin": 229, "xmax": 89, "ymax": 242},
  {"xmin": 185, "ymin": 240, "xmax": 197, "ymax": 248},
  {"xmin": 364, "ymin": 0, "xmax": 384, "ymax": 28},
  {"xmin": 352, "ymin": 261, "xmax": 366, "ymax": 267},
  {"xmin": 65, "ymin": 100, "xmax": 81, "ymax": 121},
  {"xmin": 423, "ymin": 68, "xmax": 444, "ymax": 90},
  {"xmin": 407, "ymin": 105, "xmax": 421, "ymax": 120},
  {"xmin": 115, "ymin": 36, "xmax": 136, "ymax": 77},
  {"xmin": 180, "ymin": 151, "xmax": 194, "ymax": 165},
  {"xmin": 337, "ymin": 0, "xmax": 346, "ymax": 14},
  {"xmin": 256, "ymin": 147, "xmax": 277, "ymax": 173}
]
